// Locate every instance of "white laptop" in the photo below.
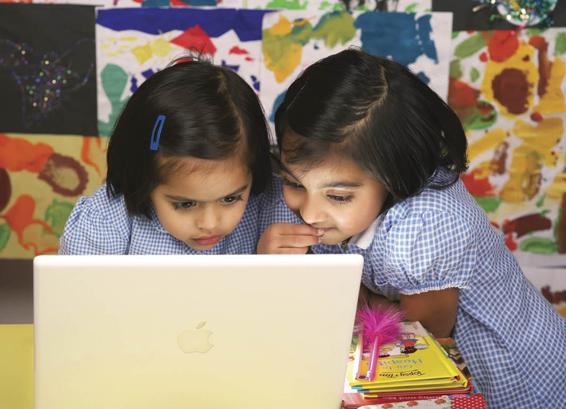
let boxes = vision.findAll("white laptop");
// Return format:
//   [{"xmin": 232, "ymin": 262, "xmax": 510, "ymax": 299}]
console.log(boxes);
[{"xmin": 34, "ymin": 254, "xmax": 363, "ymax": 409}]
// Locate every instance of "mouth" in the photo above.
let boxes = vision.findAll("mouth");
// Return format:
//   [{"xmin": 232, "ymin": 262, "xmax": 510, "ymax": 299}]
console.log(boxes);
[
  {"xmin": 193, "ymin": 235, "xmax": 222, "ymax": 246},
  {"xmin": 310, "ymin": 225, "xmax": 335, "ymax": 233}
]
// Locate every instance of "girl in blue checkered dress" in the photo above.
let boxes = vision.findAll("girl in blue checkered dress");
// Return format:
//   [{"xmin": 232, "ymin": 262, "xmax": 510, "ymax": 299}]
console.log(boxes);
[
  {"xmin": 59, "ymin": 58, "xmax": 303, "ymax": 255},
  {"xmin": 261, "ymin": 49, "xmax": 566, "ymax": 408}
]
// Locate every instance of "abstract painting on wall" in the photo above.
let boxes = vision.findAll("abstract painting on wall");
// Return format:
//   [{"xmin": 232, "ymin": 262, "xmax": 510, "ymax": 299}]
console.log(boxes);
[
  {"xmin": 260, "ymin": 10, "xmax": 452, "ymax": 137},
  {"xmin": 226, "ymin": 0, "xmax": 429, "ymax": 12},
  {"xmin": 4, "ymin": 0, "xmax": 429, "ymax": 10},
  {"xmin": 449, "ymin": 28, "xmax": 566, "ymax": 267},
  {"xmin": 0, "ymin": 133, "xmax": 106, "ymax": 258},
  {"xmin": 0, "ymin": 4, "xmax": 97, "ymax": 135},
  {"xmin": 96, "ymin": 7, "xmax": 266, "ymax": 136}
]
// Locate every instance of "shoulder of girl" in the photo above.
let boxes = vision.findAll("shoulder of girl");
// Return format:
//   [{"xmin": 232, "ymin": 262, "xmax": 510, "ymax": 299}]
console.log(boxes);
[{"xmin": 77, "ymin": 184, "xmax": 129, "ymax": 222}]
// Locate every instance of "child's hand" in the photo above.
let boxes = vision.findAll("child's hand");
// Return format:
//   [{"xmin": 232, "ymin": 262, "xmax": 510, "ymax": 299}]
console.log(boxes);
[{"xmin": 257, "ymin": 224, "xmax": 322, "ymax": 254}]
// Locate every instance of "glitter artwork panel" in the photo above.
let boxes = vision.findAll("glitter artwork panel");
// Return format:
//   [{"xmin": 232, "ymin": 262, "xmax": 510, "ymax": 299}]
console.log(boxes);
[{"xmin": 0, "ymin": 4, "xmax": 97, "ymax": 135}]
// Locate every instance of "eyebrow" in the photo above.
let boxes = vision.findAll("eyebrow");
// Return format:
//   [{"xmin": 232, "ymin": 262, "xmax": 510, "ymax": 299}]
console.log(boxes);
[
  {"xmin": 280, "ymin": 167, "xmax": 362, "ymax": 189},
  {"xmin": 321, "ymin": 181, "xmax": 362, "ymax": 189},
  {"xmin": 164, "ymin": 184, "xmax": 249, "ymax": 203}
]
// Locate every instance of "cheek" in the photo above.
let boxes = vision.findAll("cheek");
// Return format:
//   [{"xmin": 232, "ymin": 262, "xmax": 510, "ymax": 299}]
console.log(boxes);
[
  {"xmin": 155, "ymin": 206, "xmax": 187, "ymax": 234},
  {"xmin": 332, "ymin": 202, "xmax": 379, "ymax": 233},
  {"xmin": 282, "ymin": 188, "xmax": 302, "ymax": 212},
  {"xmin": 227, "ymin": 203, "xmax": 247, "ymax": 224},
  {"xmin": 221, "ymin": 199, "xmax": 251, "ymax": 231}
]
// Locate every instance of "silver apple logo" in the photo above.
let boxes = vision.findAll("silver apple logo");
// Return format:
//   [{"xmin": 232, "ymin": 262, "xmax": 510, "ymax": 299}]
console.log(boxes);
[{"xmin": 178, "ymin": 321, "xmax": 214, "ymax": 353}]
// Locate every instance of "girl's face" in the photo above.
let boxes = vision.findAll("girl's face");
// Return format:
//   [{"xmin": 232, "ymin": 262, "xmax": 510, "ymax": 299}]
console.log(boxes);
[
  {"xmin": 280, "ymin": 152, "xmax": 388, "ymax": 245},
  {"xmin": 150, "ymin": 155, "xmax": 252, "ymax": 251}
]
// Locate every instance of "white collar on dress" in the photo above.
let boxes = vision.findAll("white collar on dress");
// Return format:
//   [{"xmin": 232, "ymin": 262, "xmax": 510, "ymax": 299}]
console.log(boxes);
[{"xmin": 348, "ymin": 214, "xmax": 383, "ymax": 250}]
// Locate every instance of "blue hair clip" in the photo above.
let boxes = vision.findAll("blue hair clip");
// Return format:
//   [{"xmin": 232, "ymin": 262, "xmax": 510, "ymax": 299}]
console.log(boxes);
[{"xmin": 150, "ymin": 114, "xmax": 166, "ymax": 151}]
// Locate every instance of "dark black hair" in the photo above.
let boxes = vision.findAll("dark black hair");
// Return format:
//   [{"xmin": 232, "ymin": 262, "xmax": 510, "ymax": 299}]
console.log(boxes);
[
  {"xmin": 275, "ymin": 48, "xmax": 468, "ymax": 204},
  {"xmin": 106, "ymin": 58, "xmax": 271, "ymax": 217}
]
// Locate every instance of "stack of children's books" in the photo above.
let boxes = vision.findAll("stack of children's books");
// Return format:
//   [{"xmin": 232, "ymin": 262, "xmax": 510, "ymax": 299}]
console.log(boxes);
[{"xmin": 342, "ymin": 321, "xmax": 473, "ymax": 408}]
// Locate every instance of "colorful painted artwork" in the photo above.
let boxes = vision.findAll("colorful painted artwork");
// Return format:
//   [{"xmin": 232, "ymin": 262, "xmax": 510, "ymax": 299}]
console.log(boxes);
[
  {"xmin": 0, "ymin": 4, "xmax": 97, "ymax": 135},
  {"xmin": 31, "ymin": 0, "xmax": 218, "ymax": 5},
  {"xmin": 449, "ymin": 29, "xmax": 566, "ymax": 267},
  {"xmin": 0, "ymin": 134, "xmax": 107, "ymax": 258},
  {"xmin": 260, "ymin": 10, "xmax": 452, "ymax": 138},
  {"xmin": 96, "ymin": 7, "xmax": 266, "ymax": 136},
  {"xmin": 225, "ymin": 0, "xmax": 429, "ymax": 12},
  {"xmin": 8, "ymin": 0, "xmax": 430, "ymax": 10}
]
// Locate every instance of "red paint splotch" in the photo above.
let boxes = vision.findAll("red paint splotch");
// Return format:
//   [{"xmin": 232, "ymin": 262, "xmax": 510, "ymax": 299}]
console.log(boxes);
[
  {"xmin": 487, "ymin": 31, "xmax": 519, "ymax": 63},
  {"xmin": 502, "ymin": 213, "xmax": 552, "ymax": 237},
  {"xmin": 81, "ymin": 136, "xmax": 104, "ymax": 178},
  {"xmin": 531, "ymin": 112, "xmax": 543, "ymax": 122},
  {"xmin": 1, "ymin": 195, "xmax": 58, "ymax": 254},
  {"xmin": 170, "ymin": 24, "xmax": 217, "ymax": 55},
  {"xmin": 461, "ymin": 170, "xmax": 495, "ymax": 196},
  {"xmin": 0, "ymin": 133, "xmax": 54, "ymax": 172},
  {"xmin": 0, "ymin": 168, "xmax": 11, "ymax": 213},
  {"xmin": 541, "ymin": 286, "xmax": 566, "ymax": 304},
  {"xmin": 449, "ymin": 79, "xmax": 480, "ymax": 110},
  {"xmin": 479, "ymin": 52, "xmax": 488, "ymax": 62},
  {"xmin": 229, "ymin": 46, "xmax": 249, "ymax": 55},
  {"xmin": 505, "ymin": 232, "xmax": 518, "ymax": 251},
  {"xmin": 38, "ymin": 153, "xmax": 89, "ymax": 197},
  {"xmin": 490, "ymin": 141, "xmax": 509, "ymax": 175},
  {"xmin": 492, "ymin": 68, "xmax": 530, "ymax": 114},
  {"xmin": 529, "ymin": 36, "xmax": 551, "ymax": 97}
]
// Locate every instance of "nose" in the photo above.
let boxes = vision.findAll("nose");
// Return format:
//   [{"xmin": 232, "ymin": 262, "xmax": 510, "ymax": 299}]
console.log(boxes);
[
  {"xmin": 299, "ymin": 195, "xmax": 325, "ymax": 225},
  {"xmin": 195, "ymin": 205, "xmax": 218, "ymax": 232}
]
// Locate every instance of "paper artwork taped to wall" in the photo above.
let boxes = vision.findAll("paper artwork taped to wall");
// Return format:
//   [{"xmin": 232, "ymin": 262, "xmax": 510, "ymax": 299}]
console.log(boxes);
[
  {"xmin": 0, "ymin": 133, "xmax": 106, "ymax": 258},
  {"xmin": 2, "ymin": 0, "xmax": 430, "ymax": 11},
  {"xmin": 449, "ymin": 29, "xmax": 566, "ymax": 266},
  {"xmin": 96, "ymin": 7, "xmax": 266, "ymax": 136},
  {"xmin": 260, "ymin": 10, "xmax": 452, "ymax": 139}
]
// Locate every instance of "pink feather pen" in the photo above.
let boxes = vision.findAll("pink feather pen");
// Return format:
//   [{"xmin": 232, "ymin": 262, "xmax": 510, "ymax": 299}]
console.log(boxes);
[{"xmin": 356, "ymin": 305, "xmax": 402, "ymax": 382}]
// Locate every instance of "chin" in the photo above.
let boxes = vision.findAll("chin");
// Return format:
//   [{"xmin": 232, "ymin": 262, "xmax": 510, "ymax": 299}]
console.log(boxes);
[
  {"xmin": 187, "ymin": 240, "xmax": 221, "ymax": 251},
  {"xmin": 319, "ymin": 235, "xmax": 347, "ymax": 246}
]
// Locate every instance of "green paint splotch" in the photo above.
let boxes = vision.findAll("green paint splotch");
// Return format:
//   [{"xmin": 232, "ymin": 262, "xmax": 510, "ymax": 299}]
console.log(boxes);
[
  {"xmin": 463, "ymin": 100, "xmax": 498, "ymax": 130},
  {"xmin": 470, "ymin": 67, "xmax": 480, "ymax": 82},
  {"xmin": 266, "ymin": 0, "xmax": 308, "ymax": 10},
  {"xmin": 450, "ymin": 60, "xmax": 463, "ymax": 80},
  {"xmin": 526, "ymin": 27, "xmax": 547, "ymax": 37},
  {"xmin": 263, "ymin": 17, "xmax": 312, "ymax": 83},
  {"xmin": 454, "ymin": 32, "xmax": 487, "ymax": 59},
  {"xmin": 263, "ymin": 11, "xmax": 354, "ymax": 83},
  {"xmin": 404, "ymin": 3, "xmax": 418, "ymax": 12},
  {"xmin": 45, "ymin": 200, "xmax": 74, "ymax": 237},
  {"xmin": 519, "ymin": 236, "xmax": 557, "ymax": 254},
  {"xmin": 0, "ymin": 223, "xmax": 10, "ymax": 252},
  {"xmin": 312, "ymin": 11, "xmax": 356, "ymax": 48},
  {"xmin": 475, "ymin": 196, "xmax": 501, "ymax": 213},
  {"xmin": 555, "ymin": 32, "xmax": 566, "ymax": 56},
  {"xmin": 98, "ymin": 64, "xmax": 129, "ymax": 137}
]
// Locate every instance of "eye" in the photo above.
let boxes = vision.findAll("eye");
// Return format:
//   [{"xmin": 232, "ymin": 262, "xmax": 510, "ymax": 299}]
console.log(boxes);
[
  {"xmin": 173, "ymin": 201, "xmax": 197, "ymax": 210},
  {"xmin": 327, "ymin": 194, "xmax": 353, "ymax": 203},
  {"xmin": 282, "ymin": 177, "xmax": 304, "ymax": 190},
  {"xmin": 220, "ymin": 194, "xmax": 243, "ymax": 205}
]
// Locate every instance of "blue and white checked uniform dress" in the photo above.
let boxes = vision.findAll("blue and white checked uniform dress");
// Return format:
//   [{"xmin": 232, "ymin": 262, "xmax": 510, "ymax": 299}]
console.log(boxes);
[
  {"xmin": 59, "ymin": 175, "xmax": 302, "ymax": 255},
  {"xmin": 313, "ymin": 167, "xmax": 566, "ymax": 408}
]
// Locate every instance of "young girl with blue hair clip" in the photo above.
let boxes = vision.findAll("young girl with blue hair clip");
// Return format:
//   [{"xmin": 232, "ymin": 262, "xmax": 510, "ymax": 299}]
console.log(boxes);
[
  {"xmin": 262, "ymin": 48, "xmax": 566, "ymax": 408},
  {"xmin": 59, "ymin": 58, "xmax": 314, "ymax": 255}
]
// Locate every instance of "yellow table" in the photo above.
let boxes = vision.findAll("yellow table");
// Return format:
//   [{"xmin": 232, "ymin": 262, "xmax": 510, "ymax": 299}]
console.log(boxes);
[{"xmin": 0, "ymin": 324, "xmax": 33, "ymax": 409}]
